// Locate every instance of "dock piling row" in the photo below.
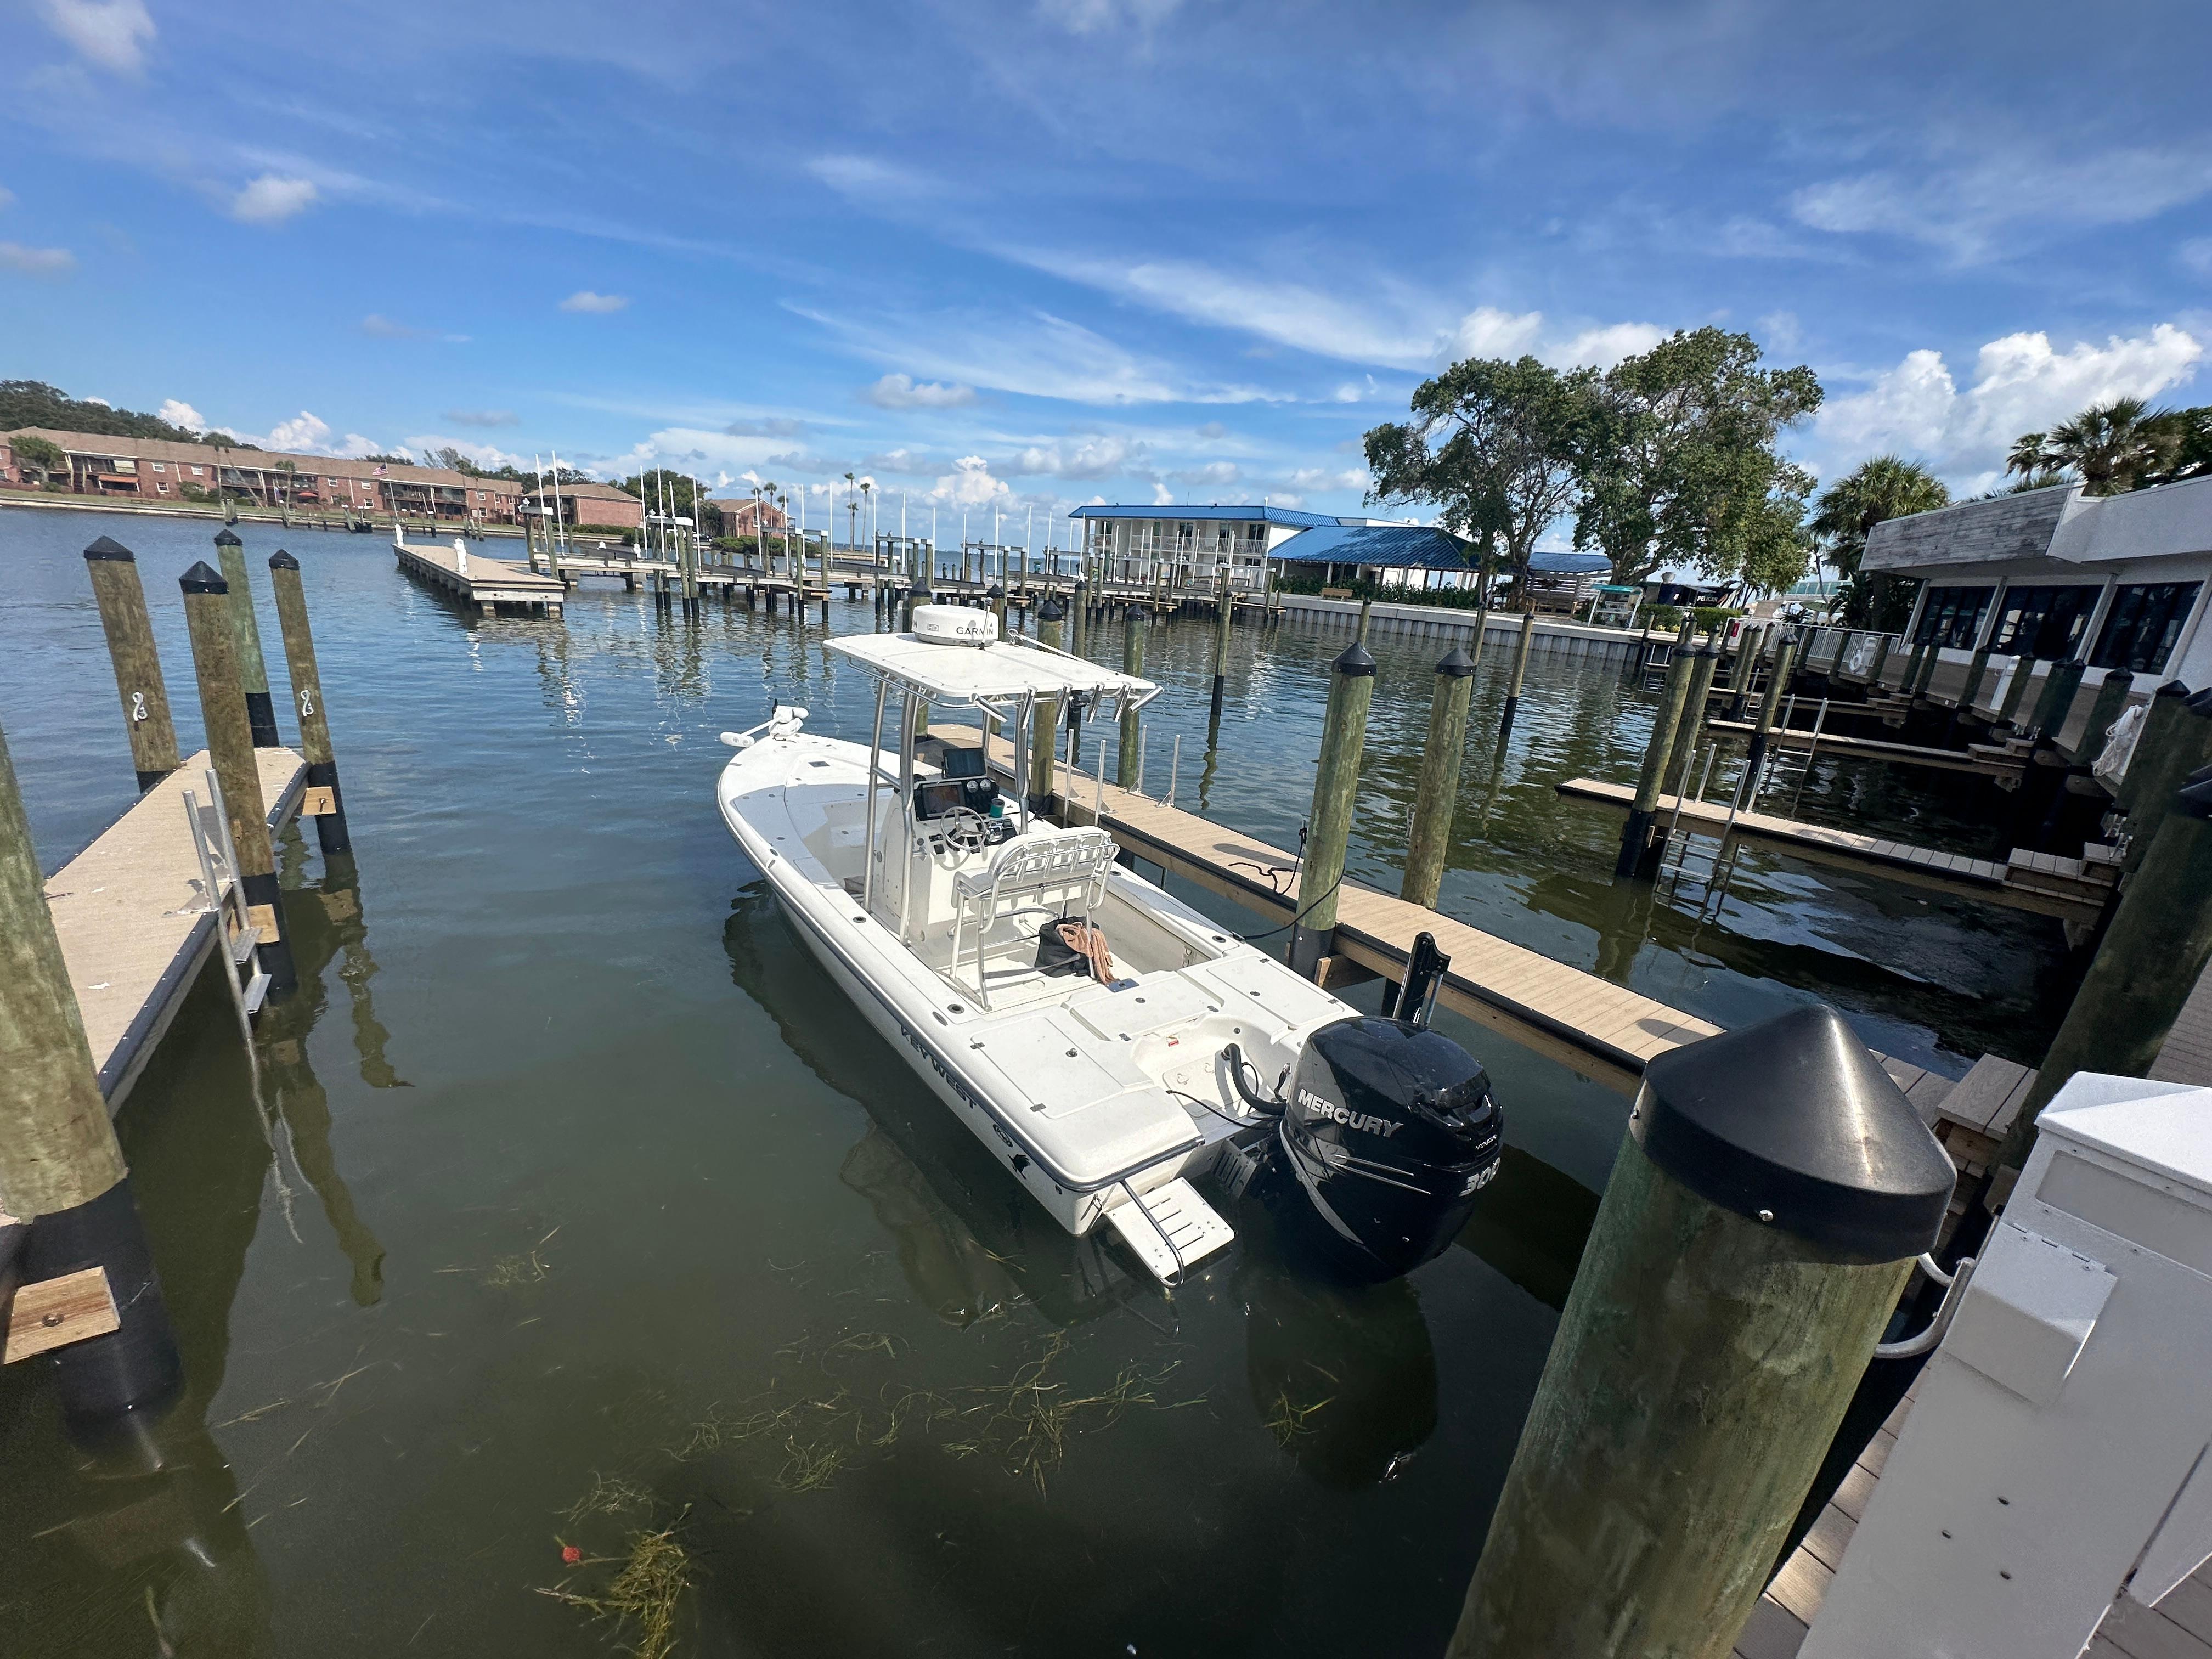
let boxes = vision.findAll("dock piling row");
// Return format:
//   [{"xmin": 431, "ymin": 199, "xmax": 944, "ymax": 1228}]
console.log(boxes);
[
  {"xmin": 1118, "ymin": 613, "xmax": 1146, "ymax": 786},
  {"xmin": 1289, "ymin": 642, "xmax": 1377, "ymax": 981},
  {"xmin": 1617, "ymin": 645, "xmax": 1697, "ymax": 878},
  {"xmin": 81, "ymin": 537, "xmax": 181, "ymax": 792},
  {"xmin": 1402, "ymin": 647, "xmax": 1476, "ymax": 911},
  {"xmin": 179, "ymin": 563, "xmax": 297, "ymax": 997},
  {"xmin": 268, "ymin": 551, "xmax": 351, "ymax": 858},
  {"xmin": 212, "ymin": 528, "xmax": 281, "ymax": 748}
]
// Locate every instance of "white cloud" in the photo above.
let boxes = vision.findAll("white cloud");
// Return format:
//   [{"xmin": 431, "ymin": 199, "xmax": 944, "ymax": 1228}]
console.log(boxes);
[
  {"xmin": 1009, "ymin": 434, "xmax": 1146, "ymax": 479},
  {"xmin": 157, "ymin": 398, "xmax": 205, "ymax": 429},
  {"xmin": 402, "ymin": 435, "xmax": 527, "ymax": 471},
  {"xmin": 1285, "ymin": 466, "xmax": 1372, "ymax": 493},
  {"xmin": 227, "ymin": 411, "xmax": 385, "ymax": 458},
  {"xmin": 1792, "ymin": 146, "xmax": 2212, "ymax": 264},
  {"xmin": 230, "ymin": 174, "xmax": 318, "ymax": 225},
  {"xmin": 443, "ymin": 408, "xmax": 519, "ymax": 427},
  {"xmin": 360, "ymin": 314, "xmax": 467, "ymax": 343},
  {"xmin": 36, "ymin": 0, "xmax": 155, "ymax": 75},
  {"xmin": 1815, "ymin": 323, "xmax": 2204, "ymax": 484},
  {"xmin": 862, "ymin": 447, "xmax": 936, "ymax": 474},
  {"xmin": 1036, "ymin": 0, "xmax": 1183, "ymax": 32},
  {"xmin": 1150, "ymin": 480, "xmax": 1175, "ymax": 506},
  {"xmin": 798, "ymin": 304, "xmax": 1270, "ymax": 406},
  {"xmin": 1451, "ymin": 306, "xmax": 1546, "ymax": 359},
  {"xmin": 1758, "ymin": 311, "xmax": 1803, "ymax": 354},
  {"xmin": 0, "ymin": 241, "xmax": 75, "ymax": 275},
  {"xmin": 560, "ymin": 290, "xmax": 629, "ymax": 314},
  {"xmin": 1556, "ymin": 321, "xmax": 1667, "ymax": 368},
  {"xmin": 865, "ymin": 373, "xmax": 977, "ymax": 410},
  {"xmin": 929, "ymin": 455, "xmax": 1011, "ymax": 506},
  {"xmin": 808, "ymin": 155, "xmax": 944, "ymax": 201},
  {"xmin": 1004, "ymin": 246, "xmax": 1660, "ymax": 376}
]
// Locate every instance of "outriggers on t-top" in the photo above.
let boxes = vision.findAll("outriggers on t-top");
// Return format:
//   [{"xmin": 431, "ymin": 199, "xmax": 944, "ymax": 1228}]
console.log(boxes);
[{"xmin": 715, "ymin": 603, "xmax": 1503, "ymax": 1285}]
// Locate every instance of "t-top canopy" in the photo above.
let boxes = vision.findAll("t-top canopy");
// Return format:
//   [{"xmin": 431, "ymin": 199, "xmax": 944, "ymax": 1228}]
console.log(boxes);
[{"xmin": 830, "ymin": 629, "xmax": 1160, "ymax": 709}]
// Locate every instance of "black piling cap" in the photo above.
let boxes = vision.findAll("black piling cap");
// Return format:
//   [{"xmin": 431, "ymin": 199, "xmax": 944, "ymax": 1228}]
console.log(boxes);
[
  {"xmin": 988, "ymin": 583, "xmax": 1005, "ymax": 599},
  {"xmin": 1435, "ymin": 646, "xmax": 1476, "ymax": 678},
  {"xmin": 2153, "ymin": 679, "xmax": 2190, "ymax": 699},
  {"xmin": 1695, "ymin": 644, "xmax": 1722, "ymax": 659},
  {"xmin": 1633, "ymin": 1003, "xmax": 1954, "ymax": 1262},
  {"xmin": 269, "ymin": 550, "xmax": 300, "ymax": 572},
  {"xmin": 1333, "ymin": 642, "xmax": 1378, "ymax": 678},
  {"xmin": 179, "ymin": 560, "xmax": 229, "ymax": 595},
  {"xmin": 83, "ymin": 535, "xmax": 136, "ymax": 563},
  {"xmin": 213, "ymin": 528, "xmax": 242, "ymax": 548},
  {"xmin": 1039, "ymin": 596, "xmax": 1066, "ymax": 622},
  {"xmin": 2187, "ymin": 688, "xmax": 2212, "ymax": 714},
  {"xmin": 908, "ymin": 572, "xmax": 930, "ymax": 595}
]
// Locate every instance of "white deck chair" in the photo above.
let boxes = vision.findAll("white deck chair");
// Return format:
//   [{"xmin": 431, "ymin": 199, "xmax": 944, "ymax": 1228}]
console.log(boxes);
[{"xmin": 950, "ymin": 826, "xmax": 1118, "ymax": 1007}]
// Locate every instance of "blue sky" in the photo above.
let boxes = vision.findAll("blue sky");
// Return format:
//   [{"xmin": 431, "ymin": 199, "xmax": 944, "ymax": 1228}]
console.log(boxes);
[{"xmin": 5, "ymin": 0, "xmax": 2211, "ymax": 535}]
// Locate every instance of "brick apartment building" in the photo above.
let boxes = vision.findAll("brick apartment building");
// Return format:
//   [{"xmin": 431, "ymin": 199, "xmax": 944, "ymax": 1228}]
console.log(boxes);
[
  {"xmin": 517, "ymin": 479, "xmax": 646, "ymax": 531},
  {"xmin": 0, "ymin": 428, "xmax": 528, "ymax": 524}
]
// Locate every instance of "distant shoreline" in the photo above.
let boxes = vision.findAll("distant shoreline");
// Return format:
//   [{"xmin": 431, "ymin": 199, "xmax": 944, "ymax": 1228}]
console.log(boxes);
[{"xmin": 0, "ymin": 491, "xmax": 526, "ymax": 538}]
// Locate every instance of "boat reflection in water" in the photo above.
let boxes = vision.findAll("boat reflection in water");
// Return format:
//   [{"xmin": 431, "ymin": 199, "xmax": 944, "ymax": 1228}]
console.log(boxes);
[{"xmin": 724, "ymin": 883, "xmax": 1173, "ymax": 1329}]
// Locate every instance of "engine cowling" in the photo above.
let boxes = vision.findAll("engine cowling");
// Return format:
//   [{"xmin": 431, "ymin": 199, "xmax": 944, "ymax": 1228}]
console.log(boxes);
[{"xmin": 1277, "ymin": 1016, "xmax": 1503, "ymax": 1278}]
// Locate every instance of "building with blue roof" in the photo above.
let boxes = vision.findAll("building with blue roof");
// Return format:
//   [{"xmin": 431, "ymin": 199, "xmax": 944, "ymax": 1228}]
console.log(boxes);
[{"xmin": 1069, "ymin": 502, "xmax": 1474, "ymax": 591}]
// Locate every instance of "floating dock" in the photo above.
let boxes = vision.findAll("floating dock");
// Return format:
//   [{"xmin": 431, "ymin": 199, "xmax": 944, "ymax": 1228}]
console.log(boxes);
[
  {"xmin": 44, "ymin": 747, "xmax": 306, "ymax": 1110},
  {"xmin": 1701, "ymin": 718, "xmax": 2028, "ymax": 781},
  {"xmin": 1554, "ymin": 777, "xmax": 2108, "ymax": 924},
  {"xmin": 392, "ymin": 537, "xmax": 566, "ymax": 616}
]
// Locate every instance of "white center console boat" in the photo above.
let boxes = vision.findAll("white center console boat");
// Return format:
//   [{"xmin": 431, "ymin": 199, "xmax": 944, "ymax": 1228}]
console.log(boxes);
[{"xmin": 715, "ymin": 605, "xmax": 1503, "ymax": 1284}]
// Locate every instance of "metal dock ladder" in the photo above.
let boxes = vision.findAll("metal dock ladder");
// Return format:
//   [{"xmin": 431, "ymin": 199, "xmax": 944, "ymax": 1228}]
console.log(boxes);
[{"xmin": 182, "ymin": 768, "xmax": 274, "ymax": 1018}]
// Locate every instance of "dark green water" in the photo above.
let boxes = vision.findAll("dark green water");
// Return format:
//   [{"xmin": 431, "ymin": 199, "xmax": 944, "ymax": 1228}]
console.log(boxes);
[{"xmin": 0, "ymin": 509, "xmax": 2074, "ymax": 1657}]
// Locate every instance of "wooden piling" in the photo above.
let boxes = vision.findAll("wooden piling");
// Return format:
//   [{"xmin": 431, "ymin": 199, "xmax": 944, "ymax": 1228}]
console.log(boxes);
[
  {"xmin": 179, "ymin": 562, "xmax": 297, "ymax": 997},
  {"xmin": 1119, "ymin": 612, "xmax": 1146, "ymax": 787},
  {"xmin": 1955, "ymin": 644, "xmax": 1994, "ymax": 719},
  {"xmin": 1029, "ymin": 598, "xmax": 1065, "ymax": 809},
  {"xmin": 1742, "ymin": 634, "xmax": 1797, "ymax": 791},
  {"xmin": 1617, "ymin": 646, "xmax": 1697, "ymax": 878},
  {"xmin": 1210, "ymin": 568, "xmax": 1233, "ymax": 725},
  {"xmin": 1071, "ymin": 577, "xmax": 1090, "ymax": 659},
  {"xmin": 2029, "ymin": 656, "xmax": 2084, "ymax": 740},
  {"xmin": 1449, "ymin": 1006, "xmax": 1950, "ymax": 1659},
  {"xmin": 1659, "ymin": 646, "xmax": 1720, "ymax": 800},
  {"xmin": 1402, "ymin": 647, "xmax": 1476, "ymax": 910},
  {"xmin": 1866, "ymin": 635, "xmax": 1893, "ymax": 686},
  {"xmin": 212, "ymin": 529, "xmax": 281, "ymax": 748},
  {"xmin": 267, "ymin": 551, "xmax": 350, "ymax": 858},
  {"xmin": 0, "ymin": 715, "xmax": 183, "ymax": 1425},
  {"xmin": 1289, "ymin": 642, "xmax": 1376, "ymax": 981},
  {"xmin": 81, "ymin": 537, "xmax": 180, "ymax": 792},
  {"xmin": 1997, "ymin": 761, "xmax": 2212, "ymax": 1171},
  {"xmin": 2117, "ymin": 685, "xmax": 2212, "ymax": 872},
  {"xmin": 1499, "ymin": 608, "xmax": 1537, "ymax": 738}
]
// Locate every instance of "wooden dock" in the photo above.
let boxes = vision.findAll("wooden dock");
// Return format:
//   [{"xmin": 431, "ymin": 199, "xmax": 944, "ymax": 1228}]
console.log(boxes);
[
  {"xmin": 393, "ymin": 537, "xmax": 566, "ymax": 616},
  {"xmin": 1555, "ymin": 777, "xmax": 2108, "ymax": 924},
  {"xmin": 44, "ymin": 747, "xmax": 306, "ymax": 1110},
  {"xmin": 1702, "ymin": 718, "xmax": 2027, "ymax": 781}
]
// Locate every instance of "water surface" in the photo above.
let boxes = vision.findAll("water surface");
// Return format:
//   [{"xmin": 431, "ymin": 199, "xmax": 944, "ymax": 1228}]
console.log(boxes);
[{"xmin": 0, "ymin": 509, "xmax": 2074, "ymax": 1656}]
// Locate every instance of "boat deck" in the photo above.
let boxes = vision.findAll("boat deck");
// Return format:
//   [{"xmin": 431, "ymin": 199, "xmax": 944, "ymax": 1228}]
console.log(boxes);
[{"xmin": 44, "ymin": 747, "xmax": 306, "ymax": 1110}]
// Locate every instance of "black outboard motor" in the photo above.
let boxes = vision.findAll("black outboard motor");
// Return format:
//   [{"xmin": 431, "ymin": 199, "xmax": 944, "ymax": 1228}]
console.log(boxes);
[{"xmin": 1277, "ymin": 1016, "xmax": 1503, "ymax": 1279}]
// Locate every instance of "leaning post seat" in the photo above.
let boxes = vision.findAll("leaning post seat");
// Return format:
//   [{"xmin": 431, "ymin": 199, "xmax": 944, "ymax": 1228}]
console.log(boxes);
[{"xmin": 950, "ymin": 826, "xmax": 1118, "ymax": 1005}]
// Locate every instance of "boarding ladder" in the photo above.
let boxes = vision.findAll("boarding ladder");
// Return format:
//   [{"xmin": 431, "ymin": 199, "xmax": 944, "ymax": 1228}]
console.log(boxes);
[
  {"xmin": 182, "ymin": 768, "xmax": 274, "ymax": 1018},
  {"xmin": 1751, "ymin": 695, "xmax": 1830, "ymax": 817},
  {"xmin": 1655, "ymin": 744, "xmax": 1745, "ymax": 918}
]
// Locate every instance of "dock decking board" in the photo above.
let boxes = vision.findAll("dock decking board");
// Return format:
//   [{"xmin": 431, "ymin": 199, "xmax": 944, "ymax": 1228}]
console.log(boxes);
[
  {"xmin": 392, "ymin": 539, "xmax": 566, "ymax": 612},
  {"xmin": 1555, "ymin": 776, "xmax": 2104, "ymax": 923},
  {"xmin": 44, "ymin": 747, "xmax": 307, "ymax": 1111},
  {"xmin": 2153, "ymin": 959, "xmax": 2212, "ymax": 1090}
]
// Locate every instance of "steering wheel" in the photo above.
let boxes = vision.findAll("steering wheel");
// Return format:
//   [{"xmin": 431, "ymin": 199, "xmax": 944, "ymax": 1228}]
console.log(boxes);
[{"xmin": 935, "ymin": 804, "xmax": 994, "ymax": 854}]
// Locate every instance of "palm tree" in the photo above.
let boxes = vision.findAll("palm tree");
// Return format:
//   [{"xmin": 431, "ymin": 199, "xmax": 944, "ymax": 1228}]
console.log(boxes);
[
  {"xmin": 1812, "ymin": 456, "xmax": 1949, "ymax": 629},
  {"xmin": 2005, "ymin": 396, "xmax": 2177, "ymax": 494}
]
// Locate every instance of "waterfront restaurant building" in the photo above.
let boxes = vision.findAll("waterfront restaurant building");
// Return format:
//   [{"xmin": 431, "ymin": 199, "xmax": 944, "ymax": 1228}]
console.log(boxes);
[
  {"xmin": 0, "ymin": 427, "xmax": 526, "ymax": 524},
  {"xmin": 708, "ymin": 495, "xmax": 790, "ymax": 537},
  {"xmin": 1863, "ymin": 475, "xmax": 2212, "ymax": 693},
  {"xmin": 1072, "ymin": 505, "xmax": 1474, "ymax": 591}
]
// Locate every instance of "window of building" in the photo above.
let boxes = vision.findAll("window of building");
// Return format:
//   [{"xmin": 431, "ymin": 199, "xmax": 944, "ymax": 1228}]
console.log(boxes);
[
  {"xmin": 152, "ymin": 462, "xmax": 166, "ymax": 473},
  {"xmin": 1911, "ymin": 585, "xmax": 1995, "ymax": 649},
  {"xmin": 1990, "ymin": 584, "xmax": 2099, "ymax": 658},
  {"xmin": 156, "ymin": 482, "xmax": 168, "ymax": 495},
  {"xmin": 191, "ymin": 465, "xmax": 204, "ymax": 476},
  {"xmin": 2091, "ymin": 582, "xmax": 2203, "ymax": 674}
]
